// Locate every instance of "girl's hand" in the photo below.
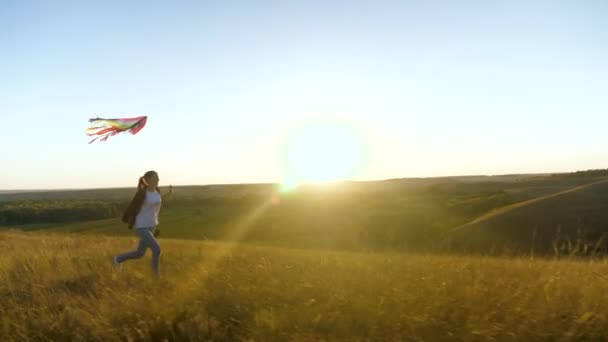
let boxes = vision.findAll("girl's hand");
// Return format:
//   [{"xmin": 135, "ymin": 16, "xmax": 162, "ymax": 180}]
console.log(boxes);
[{"xmin": 162, "ymin": 185, "xmax": 173, "ymax": 200}]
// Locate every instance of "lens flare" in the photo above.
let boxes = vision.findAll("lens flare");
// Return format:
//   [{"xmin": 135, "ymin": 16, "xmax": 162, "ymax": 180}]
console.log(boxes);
[{"xmin": 280, "ymin": 119, "xmax": 368, "ymax": 189}]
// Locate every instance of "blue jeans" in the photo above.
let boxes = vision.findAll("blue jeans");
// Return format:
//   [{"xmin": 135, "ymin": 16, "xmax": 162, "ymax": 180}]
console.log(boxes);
[{"xmin": 115, "ymin": 227, "xmax": 161, "ymax": 275}]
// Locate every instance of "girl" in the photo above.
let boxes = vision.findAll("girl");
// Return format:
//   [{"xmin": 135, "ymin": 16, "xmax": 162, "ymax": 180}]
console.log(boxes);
[{"xmin": 113, "ymin": 170, "xmax": 172, "ymax": 276}]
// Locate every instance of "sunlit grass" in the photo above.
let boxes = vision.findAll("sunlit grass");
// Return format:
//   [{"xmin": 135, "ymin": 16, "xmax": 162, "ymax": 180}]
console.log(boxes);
[{"xmin": 2, "ymin": 230, "xmax": 608, "ymax": 340}]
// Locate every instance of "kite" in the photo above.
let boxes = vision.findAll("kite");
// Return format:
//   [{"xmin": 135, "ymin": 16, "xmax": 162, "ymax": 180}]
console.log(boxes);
[{"xmin": 86, "ymin": 116, "xmax": 148, "ymax": 144}]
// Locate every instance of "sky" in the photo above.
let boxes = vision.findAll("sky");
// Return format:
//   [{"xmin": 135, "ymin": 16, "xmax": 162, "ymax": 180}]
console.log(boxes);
[{"xmin": 1, "ymin": 0, "xmax": 607, "ymax": 189}]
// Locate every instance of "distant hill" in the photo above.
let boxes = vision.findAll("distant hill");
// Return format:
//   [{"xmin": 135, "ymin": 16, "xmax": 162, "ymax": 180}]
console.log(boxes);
[
  {"xmin": 447, "ymin": 176, "xmax": 608, "ymax": 254},
  {"xmin": 3, "ymin": 169, "xmax": 608, "ymax": 255}
]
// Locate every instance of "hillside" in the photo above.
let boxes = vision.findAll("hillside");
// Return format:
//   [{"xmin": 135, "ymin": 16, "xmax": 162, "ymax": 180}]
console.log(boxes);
[
  {"xmin": 3, "ymin": 170, "xmax": 608, "ymax": 254},
  {"xmin": 448, "ymin": 177, "xmax": 608, "ymax": 254}
]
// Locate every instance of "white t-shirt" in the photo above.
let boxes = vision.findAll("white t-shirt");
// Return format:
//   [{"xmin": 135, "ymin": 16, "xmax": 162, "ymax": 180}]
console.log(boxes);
[{"xmin": 134, "ymin": 190, "xmax": 162, "ymax": 229}]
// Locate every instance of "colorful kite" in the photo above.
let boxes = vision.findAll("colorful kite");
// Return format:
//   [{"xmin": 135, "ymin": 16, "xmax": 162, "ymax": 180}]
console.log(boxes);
[{"xmin": 86, "ymin": 116, "xmax": 148, "ymax": 144}]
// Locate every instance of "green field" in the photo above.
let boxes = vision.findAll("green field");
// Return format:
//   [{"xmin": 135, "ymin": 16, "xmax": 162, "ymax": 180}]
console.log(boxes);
[{"xmin": 4, "ymin": 171, "xmax": 608, "ymax": 255}]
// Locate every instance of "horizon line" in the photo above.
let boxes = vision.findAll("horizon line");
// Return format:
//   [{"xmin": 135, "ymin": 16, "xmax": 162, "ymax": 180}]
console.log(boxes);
[{"xmin": 0, "ymin": 169, "xmax": 595, "ymax": 193}]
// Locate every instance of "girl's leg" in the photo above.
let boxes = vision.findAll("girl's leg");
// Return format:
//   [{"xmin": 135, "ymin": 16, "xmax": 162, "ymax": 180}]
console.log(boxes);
[
  {"xmin": 138, "ymin": 227, "xmax": 161, "ymax": 276},
  {"xmin": 115, "ymin": 231, "xmax": 148, "ymax": 263}
]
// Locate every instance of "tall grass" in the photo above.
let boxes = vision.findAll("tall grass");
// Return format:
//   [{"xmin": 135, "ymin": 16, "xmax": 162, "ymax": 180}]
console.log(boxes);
[{"xmin": 2, "ymin": 230, "xmax": 608, "ymax": 341}]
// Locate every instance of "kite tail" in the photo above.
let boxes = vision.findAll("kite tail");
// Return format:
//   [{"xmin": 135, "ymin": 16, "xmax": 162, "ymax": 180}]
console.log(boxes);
[{"xmin": 86, "ymin": 116, "xmax": 147, "ymax": 143}]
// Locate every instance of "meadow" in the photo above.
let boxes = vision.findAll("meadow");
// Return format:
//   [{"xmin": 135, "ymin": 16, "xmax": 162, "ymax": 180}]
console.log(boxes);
[
  {"xmin": 3, "ymin": 171, "xmax": 608, "ymax": 340},
  {"xmin": 3, "ymin": 230, "xmax": 608, "ymax": 341}
]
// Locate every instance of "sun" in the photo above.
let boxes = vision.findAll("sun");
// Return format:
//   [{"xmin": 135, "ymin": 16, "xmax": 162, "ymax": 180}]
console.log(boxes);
[{"xmin": 281, "ymin": 120, "xmax": 367, "ymax": 189}]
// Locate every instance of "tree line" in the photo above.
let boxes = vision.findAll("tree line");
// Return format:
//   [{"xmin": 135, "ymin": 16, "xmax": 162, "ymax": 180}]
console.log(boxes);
[{"xmin": 0, "ymin": 200, "xmax": 125, "ymax": 225}]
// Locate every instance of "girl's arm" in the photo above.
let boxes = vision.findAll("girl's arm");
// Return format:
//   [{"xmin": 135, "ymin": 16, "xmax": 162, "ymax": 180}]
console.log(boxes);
[{"xmin": 161, "ymin": 185, "xmax": 173, "ymax": 201}]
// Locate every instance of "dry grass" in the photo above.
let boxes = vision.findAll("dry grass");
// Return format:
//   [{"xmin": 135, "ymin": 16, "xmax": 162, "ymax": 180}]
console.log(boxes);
[{"xmin": 2, "ymin": 230, "xmax": 608, "ymax": 341}]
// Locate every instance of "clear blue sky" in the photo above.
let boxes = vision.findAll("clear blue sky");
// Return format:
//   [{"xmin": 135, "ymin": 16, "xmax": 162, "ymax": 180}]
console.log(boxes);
[{"xmin": 1, "ymin": 1, "xmax": 607, "ymax": 189}]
